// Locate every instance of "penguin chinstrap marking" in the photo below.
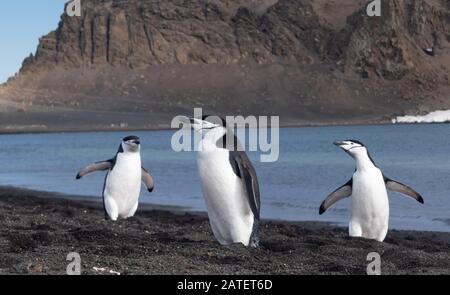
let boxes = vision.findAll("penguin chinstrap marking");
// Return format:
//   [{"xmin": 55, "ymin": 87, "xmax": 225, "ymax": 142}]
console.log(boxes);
[
  {"xmin": 319, "ymin": 140, "xmax": 424, "ymax": 242},
  {"xmin": 188, "ymin": 116, "xmax": 261, "ymax": 248},
  {"xmin": 76, "ymin": 136, "xmax": 154, "ymax": 221}
]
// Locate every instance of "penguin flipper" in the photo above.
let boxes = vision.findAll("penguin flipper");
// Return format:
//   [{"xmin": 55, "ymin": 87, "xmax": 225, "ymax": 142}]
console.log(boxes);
[
  {"xmin": 385, "ymin": 177, "xmax": 424, "ymax": 204},
  {"xmin": 229, "ymin": 151, "xmax": 260, "ymax": 221},
  {"xmin": 76, "ymin": 160, "xmax": 113, "ymax": 179},
  {"xmin": 319, "ymin": 179, "xmax": 353, "ymax": 215},
  {"xmin": 141, "ymin": 167, "xmax": 154, "ymax": 193}
]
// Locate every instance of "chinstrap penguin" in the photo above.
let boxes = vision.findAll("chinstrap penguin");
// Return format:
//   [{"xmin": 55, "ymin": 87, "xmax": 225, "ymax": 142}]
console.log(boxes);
[
  {"xmin": 186, "ymin": 115, "xmax": 261, "ymax": 247},
  {"xmin": 76, "ymin": 136, "xmax": 154, "ymax": 221},
  {"xmin": 319, "ymin": 140, "xmax": 424, "ymax": 242}
]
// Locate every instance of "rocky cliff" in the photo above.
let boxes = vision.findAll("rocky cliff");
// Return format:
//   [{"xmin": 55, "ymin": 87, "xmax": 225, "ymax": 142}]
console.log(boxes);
[{"xmin": 1, "ymin": 0, "xmax": 449, "ymax": 131}]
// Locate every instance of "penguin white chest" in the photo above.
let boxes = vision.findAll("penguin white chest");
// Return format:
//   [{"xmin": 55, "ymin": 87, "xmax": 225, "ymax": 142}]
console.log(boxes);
[
  {"xmin": 104, "ymin": 153, "xmax": 142, "ymax": 220},
  {"xmin": 350, "ymin": 168, "xmax": 389, "ymax": 241},
  {"xmin": 197, "ymin": 148, "xmax": 254, "ymax": 246}
]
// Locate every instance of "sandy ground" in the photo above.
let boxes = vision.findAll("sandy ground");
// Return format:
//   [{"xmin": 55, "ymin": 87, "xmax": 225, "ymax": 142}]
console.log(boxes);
[{"xmin": 0, "ymin": 186, "xmax": 449, "ymax": 275}]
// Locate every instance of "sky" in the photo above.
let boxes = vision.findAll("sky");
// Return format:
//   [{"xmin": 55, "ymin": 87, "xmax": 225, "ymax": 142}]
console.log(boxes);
[{"xmin": 0, "ymin": 1, "xmax": 66, "ymax": 83}]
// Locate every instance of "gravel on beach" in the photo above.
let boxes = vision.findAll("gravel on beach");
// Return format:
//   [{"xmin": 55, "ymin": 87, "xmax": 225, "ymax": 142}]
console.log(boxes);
[{"xmin": 0, "ymin": 187, "xmax": 449, "ymax": 275}]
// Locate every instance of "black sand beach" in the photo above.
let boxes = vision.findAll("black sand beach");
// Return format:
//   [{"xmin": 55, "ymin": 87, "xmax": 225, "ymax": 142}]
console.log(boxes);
[{"xmin": 0, "ymin": 186, "xmax": 449, "ymax": 275}]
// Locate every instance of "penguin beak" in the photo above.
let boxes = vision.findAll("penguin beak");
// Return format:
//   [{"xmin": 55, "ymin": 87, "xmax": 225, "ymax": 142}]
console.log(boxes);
[
  {"xmin": 133, "ymin": 139, "xmax": 140, "ymax": 145},
  {"xmin": 185, "ymin": 117, "xmax": 220, "ymax": 130},
  {"xmin": 189, "ymin": 117, "xmax": 206, "ymax": 125},
  {"xmin": 189, "ymin": 117, "xmax": 209, "ymax": 130},
  {"xmin": 334, "ymin": 141, "xmax": 351, "ymax": 153}
]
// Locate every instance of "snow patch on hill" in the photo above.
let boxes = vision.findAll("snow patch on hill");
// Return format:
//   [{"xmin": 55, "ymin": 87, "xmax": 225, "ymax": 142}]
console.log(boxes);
[{"xmin": 392, "ymin": 110, "xmax": 450, "ymax": 123}]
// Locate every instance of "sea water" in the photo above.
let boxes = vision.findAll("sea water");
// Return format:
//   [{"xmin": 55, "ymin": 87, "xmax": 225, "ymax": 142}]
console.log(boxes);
[{"xmin": 0, "ymin": 124, "xmax": 449, "ymax": 232}]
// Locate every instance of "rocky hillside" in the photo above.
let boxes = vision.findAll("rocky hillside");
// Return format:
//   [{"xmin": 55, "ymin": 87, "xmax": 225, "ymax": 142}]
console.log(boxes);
[{"xmin": 0, "ymin": 0, "xmax": 450, "ymax": 131}]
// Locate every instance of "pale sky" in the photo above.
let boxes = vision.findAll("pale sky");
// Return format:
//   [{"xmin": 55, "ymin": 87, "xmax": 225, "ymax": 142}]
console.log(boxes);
[{"xmin": 0, "ymin": 1, "xmax": 66, "ymax": 83}]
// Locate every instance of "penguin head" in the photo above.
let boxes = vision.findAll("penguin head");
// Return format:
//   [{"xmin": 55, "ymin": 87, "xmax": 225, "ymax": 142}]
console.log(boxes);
[
  {"xmin": 334, "ymin": 140, "xmax": 367, "ymax": 158},
  {"xmin": 121, "ymin": 136, "xmax": 141, "ymax": 153},
  {"xmin": 188, "ymin": 115, "xmax": 227, "ymax": 141}
]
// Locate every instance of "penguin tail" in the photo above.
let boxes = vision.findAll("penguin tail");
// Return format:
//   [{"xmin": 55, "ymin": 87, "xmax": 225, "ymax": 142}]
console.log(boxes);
[
  {"xmin": 249, "ymin": 218, "xmax": 260, "ymax": 249},
  {"xmin": 249, "ymin": 236, "xmax": 260, "ymax": 249}
]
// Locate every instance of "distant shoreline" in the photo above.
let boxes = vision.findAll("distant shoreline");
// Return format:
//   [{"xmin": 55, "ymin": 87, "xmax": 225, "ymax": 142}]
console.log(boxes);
[{"xmin": 2, "ymin": 120, "xmax": 447, "ymax": 136}]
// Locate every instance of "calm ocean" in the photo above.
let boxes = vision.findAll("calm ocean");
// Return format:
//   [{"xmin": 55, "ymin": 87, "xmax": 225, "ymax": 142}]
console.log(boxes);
[{"xmin": 0, "ymin": 124, "xmax": 449, "ymax": 232}]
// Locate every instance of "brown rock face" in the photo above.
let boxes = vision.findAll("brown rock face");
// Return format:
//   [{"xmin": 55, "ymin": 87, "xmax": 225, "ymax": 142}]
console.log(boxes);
[
  {"xmin": 338, "ymin": 0, "xmax": 450, "ymax": 81},
  {"xmin": 1, "ymin": 0, "xmax": 450, "ymax": 130}
]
